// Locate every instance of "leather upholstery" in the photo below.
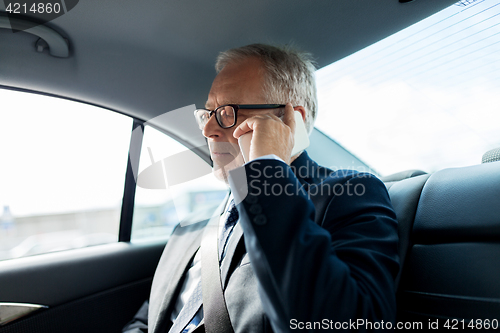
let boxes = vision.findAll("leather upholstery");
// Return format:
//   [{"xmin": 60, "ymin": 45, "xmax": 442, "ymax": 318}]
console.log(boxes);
[
  {"xmin": 414, "ymin": 163, "xmax": 500, "ymax": 243},
  {"xmin": 386, "ymin": 162, "xmax": 500, "ymax": 323},
  {"xmin": 381, "ymin": 169, "xmax": 427, "ymax": 183},
  {"xmin": 387, "ymin": 174, "xmax": 430, "ymax": 288}
]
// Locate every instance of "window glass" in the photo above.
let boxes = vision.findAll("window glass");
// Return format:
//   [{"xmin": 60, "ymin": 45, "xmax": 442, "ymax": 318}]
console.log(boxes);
[
  {"xmin": 132, "ymin": 126, "xmax": 227, "ymax": 241},
  {"xmin": 316, "ymin": 0, "xmax": 500, "ymax": 176},
  {"xmin": 0, "ymin": 89, "xmax": 132, "ymax": 260}
]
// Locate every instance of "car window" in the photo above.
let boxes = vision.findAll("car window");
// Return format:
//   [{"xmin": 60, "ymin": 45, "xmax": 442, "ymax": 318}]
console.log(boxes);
[
  {"xmin": 131, "ymin": 125, "xmax": 227, "ymax": 241},
  {"xmin": 0, "ymin": 89, "xmax": 132, "ymax": 260},
  {"xmin": 316, "ymin": 0, "xmax": 500, "ymax": 176}
]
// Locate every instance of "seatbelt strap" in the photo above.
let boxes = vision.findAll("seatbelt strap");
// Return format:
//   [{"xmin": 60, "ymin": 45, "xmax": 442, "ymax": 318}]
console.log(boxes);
[{"xmin": 200, "ymin": 203, "xmax": 235, "ymax": 333}]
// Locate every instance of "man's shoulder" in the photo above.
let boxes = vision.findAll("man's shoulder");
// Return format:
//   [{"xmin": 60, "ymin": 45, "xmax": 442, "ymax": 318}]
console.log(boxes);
[
  {"xmin": 243, "ymin": 152, "xmax": 384, "ymax": 188},
  {"xmin": 301, "ymin": 158, "xmax": 383, "ymax": 189},
  {"xmin": 307, "ymin": 167, "xmax": 388, "ymax": 207},
  {"xmin": 314, "ymin": 167, "xmax": 390, "ymax": 205},
  {"xmin": 322, "ymin": 168, "xmax": 383, "ymax": 185}
]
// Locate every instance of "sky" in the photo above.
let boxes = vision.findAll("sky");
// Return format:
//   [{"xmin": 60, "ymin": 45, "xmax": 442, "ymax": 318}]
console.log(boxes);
[
  {"xmin": 315, "ymin": 0, "xmax": 500, "ymax": 175},
  {"xmin": 0, "ymin": 91, "xmax": 132, "ymax": 216}
]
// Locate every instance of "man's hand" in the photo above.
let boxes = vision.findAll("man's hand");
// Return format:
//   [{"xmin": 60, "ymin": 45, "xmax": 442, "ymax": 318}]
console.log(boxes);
[{"xmin": 233, "ymin": 103, "xmax": 296, "ymax": 164}]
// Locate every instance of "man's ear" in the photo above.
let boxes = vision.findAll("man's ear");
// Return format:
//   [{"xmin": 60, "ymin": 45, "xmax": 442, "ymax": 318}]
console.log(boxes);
[{"xmin": 293, "ymin": 106, "xmax": 307, "ymax": 122}]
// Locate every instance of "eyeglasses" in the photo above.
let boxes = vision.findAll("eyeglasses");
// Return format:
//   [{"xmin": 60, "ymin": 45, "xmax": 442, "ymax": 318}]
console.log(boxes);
[{"xmin": 194, "ymin": 104, "xmax": 286, "ymax": 130}]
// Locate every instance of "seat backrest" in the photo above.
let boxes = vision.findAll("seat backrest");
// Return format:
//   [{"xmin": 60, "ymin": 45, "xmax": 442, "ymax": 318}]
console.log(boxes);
[
  {"xmin": 386, "ymin": 173, "xmax": 430, "ymax": 288},
  {"xmin": 381, "ymin": 169, "xmax": 427, "ymax": 184},
  {"xmin": 386, "ymin": 162, "xmax": 500, "ymax": 326}
]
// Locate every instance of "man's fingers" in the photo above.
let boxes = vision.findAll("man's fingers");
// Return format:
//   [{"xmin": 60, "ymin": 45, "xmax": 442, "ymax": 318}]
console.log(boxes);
[
  {"xmin": 233, "ymin": 119, "xmax": 253, "ymax": 139},
  {"xmin": 233, "ymin": 103, "xmax": 295, "ymax": 139}
]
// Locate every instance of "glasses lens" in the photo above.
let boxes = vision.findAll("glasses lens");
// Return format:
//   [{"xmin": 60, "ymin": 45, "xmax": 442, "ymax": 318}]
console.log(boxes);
[
  {"xmin": 195, "ymin": 110, "xmax": 210, "ymax": 129},
  {"xmin": 216, "ymin": 105, "xmax": 235, "ymax": 128}
]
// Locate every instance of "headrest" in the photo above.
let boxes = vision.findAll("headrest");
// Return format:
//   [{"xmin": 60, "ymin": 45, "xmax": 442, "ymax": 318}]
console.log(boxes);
[
  {"xmin": 482, "ymin": 147, "xmax": 500, "ymax": 163},
  {"xmin": 381, "ymin": 169, "xmax": 427, "ymax": 183},
  {"xmin": 413, "ymin": 162, "xmax": 500, "ymax": 244}
]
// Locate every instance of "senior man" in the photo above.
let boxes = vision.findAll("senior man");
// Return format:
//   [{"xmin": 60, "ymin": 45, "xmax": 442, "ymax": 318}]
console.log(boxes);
[{"xmin": 123, "ymin": 44, "xmax": 399, "ymax": 333}]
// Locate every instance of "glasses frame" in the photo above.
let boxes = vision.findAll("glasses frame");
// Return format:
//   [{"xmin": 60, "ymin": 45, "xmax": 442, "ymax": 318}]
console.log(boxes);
[{"xmin": 194, "ymin": 104, "xmax": 286, "ymax": 129}]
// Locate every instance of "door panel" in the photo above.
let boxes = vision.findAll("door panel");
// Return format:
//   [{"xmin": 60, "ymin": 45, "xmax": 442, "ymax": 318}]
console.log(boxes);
[{"xmin": 0, "ymin": 241, "xmax": 165, "ymax": 332}]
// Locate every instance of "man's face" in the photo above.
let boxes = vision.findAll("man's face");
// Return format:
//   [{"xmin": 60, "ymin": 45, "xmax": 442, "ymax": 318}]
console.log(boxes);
[{"xmin": 203, "ymin": 57, "xmax": 268, "ymax": 182}]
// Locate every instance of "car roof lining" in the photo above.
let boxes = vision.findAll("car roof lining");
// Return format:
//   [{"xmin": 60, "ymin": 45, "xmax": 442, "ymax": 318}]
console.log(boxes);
[{"xmin": 0, "ymin": 0, "xmax": 457, "ymax": 127}]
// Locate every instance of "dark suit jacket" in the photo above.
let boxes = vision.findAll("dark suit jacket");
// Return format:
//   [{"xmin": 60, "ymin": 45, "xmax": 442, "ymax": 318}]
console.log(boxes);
[{"xmin": 124, "ymin": 152, "xmax": 399, "ymax": 333}]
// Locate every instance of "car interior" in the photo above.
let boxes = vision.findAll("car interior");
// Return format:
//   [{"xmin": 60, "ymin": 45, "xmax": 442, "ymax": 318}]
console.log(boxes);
[{"xmin": 1, "ymin": 0, "xmax": 499, "ymax": 332}]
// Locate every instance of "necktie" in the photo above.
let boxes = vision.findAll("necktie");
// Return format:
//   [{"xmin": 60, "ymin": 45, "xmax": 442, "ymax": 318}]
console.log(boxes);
[
  {"xmin": 169, "ymin": 199, "xmax": 239, "ymax": 333},
  {"xmin": 219, "ymin": 200, "xmax": 239, "ymax": 262},
  {"xmin": 168, "ymin": 280, "xmax": 203, "ymax": 333}
]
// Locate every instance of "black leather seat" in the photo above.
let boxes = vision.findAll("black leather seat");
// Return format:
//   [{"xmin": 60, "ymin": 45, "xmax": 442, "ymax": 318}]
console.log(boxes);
[
  {"xmin": 385, "ymin": 162, "xmax": 500, "ymax": 326},
  {"xmin": 381, "ymin": 169, "xmax": 427, "ymax": 185}
]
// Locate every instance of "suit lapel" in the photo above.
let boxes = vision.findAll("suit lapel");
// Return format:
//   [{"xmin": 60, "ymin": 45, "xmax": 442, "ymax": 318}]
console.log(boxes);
[
  {"xmin": 219, "ymin": 154, "xmax": 319, "ymax": 290},
  {"xmin": 151, "ymin": 227, "xmax": 204, "ymax": 333},
  {"xmin": 151, "ymin": 194, "xmax": 229, "ymax": 333},
  {"xmin": 290, "ymin": 151, "xmax": 320, "ymax": 185},
  {"xmin": 151, "ymin": 155, "xmax": 321, "ymax": 332},
  {"xmin": 220, "ymin": 151, "xmax": 317, "ymax": 289},
  {"xmin": 220, "ymin": 222, "xmax": 244, "ymax": 289}
]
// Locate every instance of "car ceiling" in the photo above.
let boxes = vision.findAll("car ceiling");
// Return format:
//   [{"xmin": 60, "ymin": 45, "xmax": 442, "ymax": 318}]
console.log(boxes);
[{"xmin": 1, "ymin": 0, "xmax": 457, "ymax": 126}]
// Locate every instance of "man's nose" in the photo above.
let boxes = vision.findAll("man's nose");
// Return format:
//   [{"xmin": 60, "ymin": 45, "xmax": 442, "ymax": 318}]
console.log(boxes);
[{"xmin": 202, "ymin": 113, "xmax": 221, "ymax": 139}]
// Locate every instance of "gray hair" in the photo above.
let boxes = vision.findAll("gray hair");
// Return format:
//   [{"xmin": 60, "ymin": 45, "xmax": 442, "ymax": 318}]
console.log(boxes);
[{"xmin": 215, "ymin": 44, "xmax": 318, "ymax": 134}]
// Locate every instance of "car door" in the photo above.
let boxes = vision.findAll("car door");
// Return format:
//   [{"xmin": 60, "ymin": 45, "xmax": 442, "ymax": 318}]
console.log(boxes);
[{"xmin": 0, "ymin": 91, "xmax": 226, "ymax": 333}]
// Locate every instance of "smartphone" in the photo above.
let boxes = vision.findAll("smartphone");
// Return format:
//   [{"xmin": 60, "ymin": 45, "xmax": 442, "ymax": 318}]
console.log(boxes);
[{"xmin": 238, "ymin": 111, "xmax": 310, "ymax": 163}]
